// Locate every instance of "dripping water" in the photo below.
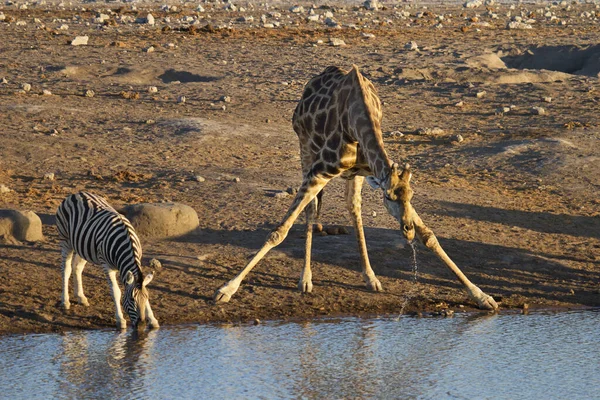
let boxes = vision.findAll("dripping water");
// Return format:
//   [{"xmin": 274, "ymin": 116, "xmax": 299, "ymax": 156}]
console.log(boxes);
[{"xmin": 397, "ymin": 241, "xmax": 419, "ymax": 317}]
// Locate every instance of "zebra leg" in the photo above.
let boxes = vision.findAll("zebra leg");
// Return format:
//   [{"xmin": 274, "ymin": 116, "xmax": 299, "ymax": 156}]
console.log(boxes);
[
  {"xmin": 145, "ymin": 302, "xmax": 160, "ymax": 329},
  {"xmin": 106, "ymin": 268, "xmax": 127, "ymax": 330},
  {"xmin": 60, "ymin": 242, "xmax": 74, "ymax": 310},
  {"xmin": 72, "ymin": 255, "xmax": 90, "ymax": 306}
]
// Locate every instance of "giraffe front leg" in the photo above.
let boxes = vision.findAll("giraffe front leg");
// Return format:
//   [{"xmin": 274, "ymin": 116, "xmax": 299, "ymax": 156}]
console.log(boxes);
[
  {"xmin": 412, "ymin": 211, "xmax": 498, "ymax": 310},
  {"xmin": 72, "ymin": 255, "xmax": 90, "ymax": 307},
  {"xmin": 107, "ymin": 268, "xmax": 127, "ymax": 329},
  {"xmin": 60, "ymin": 243, "xmax": 74, "ymax": 310},
  {"xmin": 299, "ymin": 198, "xmax": 317, "ymax": 293},
  {"xmin": 347, "ymin": 177, "xmax": 382, "ymax": 292},
  {"xmin": 215, "ymin": 176, "xmax": 329, "ymax": 303}
]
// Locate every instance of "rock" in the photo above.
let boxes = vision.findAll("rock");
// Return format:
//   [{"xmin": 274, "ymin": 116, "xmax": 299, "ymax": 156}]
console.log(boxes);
[
  {"xmin": 289, "ymin": 5, "xmax": 304, "ymax": 13},
  {"xmin": 177, "ymin": 95, "xmax": 186, "ymax": 104},
  {"xmin": 1, "ymin": 77, "xmax": 7, "ymax": 84},
  {"xmin": 59, "ymin": 24, "xmax": 69, "ymax": 30},
  {"xmin": 193, "ymin": 175, "xmax": 205, "ymax": 182},
  {"xmin": 148, "ymin": 258, "xmax": 162, "ymax": 271},
  {"xmin": 148, "ymin": 86, "xmax": 158, "ymax": 93},
  {"xmin": 84, "ymin": 89, "xmax": 95, "ymax": 97},
  {"xmin": 145, "ymin": 13, "xmax": 155, "ymax": 25},
  {"xmin": 364, "ymin": 0, "xmax": 381, "ymax": 10},
  {"xmin": 0, "ymin": 184, "xmax": 11, "ymax": 194},
  {"xmin": 543, "ymin": 96, "xmax": 552, "ymax": 103},
  {"xmin": 531, "ymin": 106, "xmax": 546, "ymax": 115},
  {"xmin": 330, "ymin": 38, "xmax": 346, "ymax": 46},
  {"xmin": 274, "ymin": 191, "xmax": 289, "ymax": 199},
  {"xmin": 450, "ymin": 134, "xmax": 464, "ymax": 143},
  {"xmin": 404, "ymin": 41, "xmax": 419, "ymax": 51},
  {"xmin": 507, "ymin": 21, "xmax": 532, "ymax": 29},
  {"xmin": 21, "ymin": 83, "xmax": 31, "ymax": 92},
  {"xmin": 71, "ymin": 36, "xmax": 89, "ymax": 46},
  {"xmin": 0, "ymin": 209, "xmax": 44, "ymax": 243},
  {"xmin": 464, "ymin": 0, "xmax": 483, "ymax": 8},
  {"xmin": 43, "ymin": 172, "xmax": 55, "ymax": 181},
  {"xmin": 476, "ymin": 91, "xmax": 486, "ymax": 98},
  {"xmin": 143, "ymin": 46, "xmax": 155, "ymax": 53},
  {"xmin": 121, "ymin": 202, "xmax": 199, "ymax": 239},
  {"xmin": 42, "ymin": 89, "xmax": 52, "ymax": 96}
]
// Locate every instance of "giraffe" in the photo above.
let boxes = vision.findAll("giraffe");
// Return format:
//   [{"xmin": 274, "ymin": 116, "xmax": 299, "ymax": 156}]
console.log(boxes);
[{"xmin": 214, "ymin": 65, "xmax": 498, "ymax": 310}]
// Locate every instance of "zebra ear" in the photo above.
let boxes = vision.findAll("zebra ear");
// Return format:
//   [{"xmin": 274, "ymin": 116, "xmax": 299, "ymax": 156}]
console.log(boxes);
[
  {"xmin": 143, "ymin": 272, "xmax": 154, "ymax": 287},
  {"xmin": 125, "ymin": 271, "xmax": 135, "ymax": 285}
]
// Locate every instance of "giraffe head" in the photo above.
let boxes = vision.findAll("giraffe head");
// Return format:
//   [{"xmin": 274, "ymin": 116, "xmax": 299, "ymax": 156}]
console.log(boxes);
[{"xmin": 368, "ymin": 163, "xmax": 415, "ymax": 241}]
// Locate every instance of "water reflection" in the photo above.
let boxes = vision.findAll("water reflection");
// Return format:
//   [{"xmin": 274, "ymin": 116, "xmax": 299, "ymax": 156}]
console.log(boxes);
[
  {"xmin": 1, "ymin": 311, "xmax": 599, "ymax": 399},
  {"xmin": 56, "ymin": 329, "xmax": 158, "ymax": 399}
]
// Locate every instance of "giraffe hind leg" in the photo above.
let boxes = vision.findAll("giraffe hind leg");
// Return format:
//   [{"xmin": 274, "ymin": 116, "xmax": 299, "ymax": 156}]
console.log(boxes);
[
  {"xmin": 214, "ymin": 176, "xmax": 329, "ymax": 303},
  {"xmin": 346, "ymin": 176, "xmax": 382, "ymax": 291},
  {"xmin": 299, "ymin": 198, "xmax": 317, "ymax": 293}
]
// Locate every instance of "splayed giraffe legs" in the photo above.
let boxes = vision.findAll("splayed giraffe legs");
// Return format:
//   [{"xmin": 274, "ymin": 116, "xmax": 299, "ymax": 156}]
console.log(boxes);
[
  {"xmin": 412, "ymin": 210, "xmax": 498, "ymax": 310},
  {"xmin": 214, "ymin": 176, "xmax": 329, "ymax": 303},
  {"xmin": 346, "ymin": 176, "xmax": 382, "ymax": 291}
]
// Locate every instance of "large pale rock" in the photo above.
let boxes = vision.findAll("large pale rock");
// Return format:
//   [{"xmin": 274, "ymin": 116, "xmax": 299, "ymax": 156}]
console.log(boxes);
[
  {"xmin": 121, "ymin": 203, "xmax": 199, "ymax": 238},
  {"xmin": 0, "ymin": 209, "xmax": 44, "ymax": 243}
]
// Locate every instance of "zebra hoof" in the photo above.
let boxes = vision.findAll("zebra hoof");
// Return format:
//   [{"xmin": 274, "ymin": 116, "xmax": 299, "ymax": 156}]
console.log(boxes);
[{"xmin": 116, "ymin": 319, "xmax": 127, "ymax": 330}]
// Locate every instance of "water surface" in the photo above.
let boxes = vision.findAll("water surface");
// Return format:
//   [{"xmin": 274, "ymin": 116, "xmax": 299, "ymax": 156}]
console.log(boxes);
[{"xmin": 1, "ymin": 310, "xmax": 599, "ymax": 399}]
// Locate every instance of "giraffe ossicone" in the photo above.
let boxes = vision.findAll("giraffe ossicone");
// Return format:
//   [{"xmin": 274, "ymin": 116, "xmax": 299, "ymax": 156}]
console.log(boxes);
[{"xmin": 214, "ymin": 65, "xmax": 498, "ymax": 311}]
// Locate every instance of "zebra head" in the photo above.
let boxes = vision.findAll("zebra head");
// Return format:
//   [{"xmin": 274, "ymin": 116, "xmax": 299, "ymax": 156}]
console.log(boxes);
[{"xmin": 123, "ymin": 271, "xmax": 154, "ymax": 329}]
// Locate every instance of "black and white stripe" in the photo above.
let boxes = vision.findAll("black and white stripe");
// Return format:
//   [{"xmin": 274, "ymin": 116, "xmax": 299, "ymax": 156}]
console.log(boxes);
[{"xmin": 56, "ymin": 192, "xmax": 158, "ymax": 329}]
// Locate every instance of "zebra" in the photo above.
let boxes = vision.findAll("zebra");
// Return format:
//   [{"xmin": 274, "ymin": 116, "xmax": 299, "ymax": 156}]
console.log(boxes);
[{"xmin": 56, "ymin": 191, "xmax": 159, "ymax": 330}]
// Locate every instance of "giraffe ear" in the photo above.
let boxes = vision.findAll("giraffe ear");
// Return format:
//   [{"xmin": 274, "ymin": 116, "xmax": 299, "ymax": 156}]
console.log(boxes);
[{"xmin": 366, "ymin": 176, "xmax": 382, "ymax": 189}]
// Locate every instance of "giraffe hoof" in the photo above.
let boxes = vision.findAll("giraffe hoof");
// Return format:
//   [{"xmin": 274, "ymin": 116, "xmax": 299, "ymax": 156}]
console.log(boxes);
[
  {"xmin": 364, "ymin": 276, "xmax": 383, "ymax": 292},
  {"xmin": 116, "ymin": 319, "xmax": 127, "ymax": 330},
  {"xmin": 62, "ymin": 301, "xmax": 71, "ymax": 310},
  {"xmin": 213, "ymin": 288, "xmax": 232, "ymax": 303},
  {"xmin": 478, "ymin": 295, "xmax": 499, "ymax": 311},
  {"xmin": 78, "ymin": 297, "xmax": 90, "ymax": 307},
  {"xmin": 299, "ymin": 280, "xmax": 313, "ymax": 293},
  {"xmin": 149, "ymin": 319, "xmax": 160, "ymax": 329}
]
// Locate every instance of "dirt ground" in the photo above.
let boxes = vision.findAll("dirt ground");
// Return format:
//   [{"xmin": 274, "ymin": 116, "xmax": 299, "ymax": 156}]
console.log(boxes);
[{"xmin": 0, "ymin": 0, "xmax": 599, "ymax": 336}]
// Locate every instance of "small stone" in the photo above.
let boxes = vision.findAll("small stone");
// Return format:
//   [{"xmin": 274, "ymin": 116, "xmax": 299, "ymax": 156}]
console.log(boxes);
[
  {"xmin": 507, "ymin": 21, "xmax": 533, "ymax": 29},
  {"xmin": 71, "ymin": 36, "xmax": 89, "ymax": 46},
  {"xmin": 193, "ymin": 175, "xmax": 206, "ymax": 182},
  {"xmin": 177, "ymin": 95, "xmax": 186, "ymax": 104},
  {"xmin": 289, "ymin": 5, "xmax": 304, "ymax": 13},
  {"xmin": 450, "ymin": 134, "xmax": 464, "ymax": 144},
  {"xmin": 148, "ymin": 86, "xmax": 158, "ymax": 93},
  {"xmin": 84, "ymin": 89, "xmax": 95, "ymax": 97},
  {"xmin": 454, "ymin": 101, "xmax": 464, "ymax": 107},
  {"xmin": 404, "ymin": 41, "xmax": 419, "ymax": 51},
  {"xmin": 59, "ymin": 24, "xmax": 69, "ymax": 30},
  {"xmin": 1, "ymin": 77, "xmax": 7, "ymax": 84},
  {"xmin": 543, "ymin": 96, "xmax": 552, "ymax": 103},
  {"xmin": 149, "ymin": 258, "xmax": 162, "ymax": 271},
  {"xmin": 531, "ymin": 106, "xmax": 546, "ymax": 115},
  {"xmin": 43, "ymin": 172, "xmax": 55, "ymax": 181},
  {"xmin": 274, "ymin": 191, "xmax": 289, "ymax": 199},
  {"xmin": 330, "ymin": 38, "xmax": 346, "ymax": 46},
  {"xmin": 143, "ymin": 46, "xmax": 155, "ymax": 53},
  {"xmin": 145, "ymin": 119, "xmax": 155, "ymax": 124},
  {"xmin": 21, "ymin": 83, "xmax": 31, "ymax": 92},
  {"xmin": 146, "ymin": 13, "xmax": 155, "ymax": 25},
  {"xmin": 371, "ymin": 211, "xmax": 377, "ymax": 217},
  {"xmin": 0, "ymin": 184, "xmax": 11, "ymax": 194},
  {"xmin": 253, "ymin": 318, "xmax": 261, "ymax": 325},
  {"xmin": 110, "ymin": 41, "xmax": 126, "ymax": 48},
  {"xmin": 42, "ymin": 89, "xmax": 52, "ymax": 96},
  {"xmin": 220, "ymin": 95, "xmax": 231, "ymax": 103},
  {"xmin": 476, "ymin": 91, "xmax": 486, "ymax": 98},
  {"xmin": 233, "ymin": 177, "xmax": 241, "ymax": 183}
]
